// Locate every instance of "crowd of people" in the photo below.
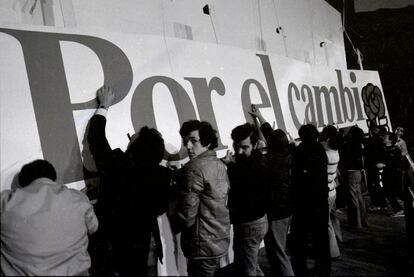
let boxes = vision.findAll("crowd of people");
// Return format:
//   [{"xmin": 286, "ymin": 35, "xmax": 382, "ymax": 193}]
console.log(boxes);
[{"xmin": 1, "ymin": 86, "xmax": 413, "ymax": 276}]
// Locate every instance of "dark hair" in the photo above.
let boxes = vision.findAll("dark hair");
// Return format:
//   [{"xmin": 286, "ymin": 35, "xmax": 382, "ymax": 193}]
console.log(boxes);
[
  {"xmin": 127, "ymin": 126, "xmax": 165, "ymax": 165},
  {"xmin": 18, "ymin": 159, "xmax": 57, "ymax": 188},
  {"xmin": 179, "ymin": 120, "xmax": 218, "ymax": 150},
  {"xmin": 378, "ymin": 126, "xmax": 387, "ymax": 136},
  {"xmin": 369, "ymin": 124, "xmax": 379, "ymax": 133},
  {"xmin": 348, "ymin": 126, "xmax": 364, "ymax": 144},
  {"xmin": 298, "ymin": 124, "xmax": 319, "ymax": 143},
  {"xmin": 320, "ymin": 125, "xmax": 343, "ymax": 150},
  {"xmin": 371, "ymin": 124, "xmax": 386, "ymax": 136},
  {"xmin": 230, "ymin": 123, "xmax": 259, "ymax": 145},
  {"xmin": 319, "ymin": 125, "xmax": 337, "ymax": 142},
  {"xmin": 386, "ymin": 132, "xmax": 398, "ymax": 145},
  {"xmin": 267, "ymin": 129, "xmax": 289, "ymax": 155}
]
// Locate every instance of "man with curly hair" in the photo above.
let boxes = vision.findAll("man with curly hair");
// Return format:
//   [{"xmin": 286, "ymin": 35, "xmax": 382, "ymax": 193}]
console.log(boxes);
[{"xmin": 176, "ymin": 120, "xmax": 231, "ymax": 276}]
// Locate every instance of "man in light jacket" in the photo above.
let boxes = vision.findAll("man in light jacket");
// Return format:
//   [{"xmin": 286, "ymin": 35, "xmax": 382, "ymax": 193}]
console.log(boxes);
[
  {"xmin": 1, "ymin": 160, "xmax": 98, "ymax": 276},
  {"xmin": 176, "ymin": 120, "xmax": 231, "ymax": 276}
]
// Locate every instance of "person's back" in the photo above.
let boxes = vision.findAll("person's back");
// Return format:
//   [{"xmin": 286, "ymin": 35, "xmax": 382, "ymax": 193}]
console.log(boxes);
[
  {"xmin": 246, "ymin": 106, "xmax": 295, "ymax": 276},
  {"xmin": 227, "ymin": 150, "xmax": 267, "ymax": 225},
  {"xmin": 1, "ymin": 160, "xmax": 98, "ymax": 276},
  {"xmin": 340, "ymin": 126, "xmax": 368, "ymax": 228},
  {"xmin": 365, "ymin": 132, "xmax": 386, "ymax": 169},
  {"xmin": 290, "ymin": 124, "xmax": 330, "ymax": 277},
  {"xmin": 250, "ymin": 112, "xmax": 293, "ymax": 219},
  {"xmin": 384, "ymin": 141, "xmax": 402, "ymax": 174},
  {"xmin": 87, "ymin": 88, "xmax": 171, "ymax": 276},
  {"xmin": 263, "ymin": 128, "xmax": 295, "ymax": 277},
  {"xmin": 266, "ymin": 151, "xmax": 292, "ymax": 219},
  {"xmin": 292, "ymin": 139, "xmax": 328, "ymax": 208},
  {"xmin": 341, "ymin": 133, "xmax": 363, "ymax": 172},
  {"xmin": 364, "ymin": 126, "xmax": 388, "ymax": 211}
]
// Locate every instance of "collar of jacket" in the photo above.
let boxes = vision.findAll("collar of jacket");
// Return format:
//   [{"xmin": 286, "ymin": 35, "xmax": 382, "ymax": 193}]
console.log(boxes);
[
  {"xmin": 236, "ymin": 148, "xmax": 263, "ymax": 162},
  {"xmin": 191, "ymin": 149, "xmax": 217, "ymax": 160}
]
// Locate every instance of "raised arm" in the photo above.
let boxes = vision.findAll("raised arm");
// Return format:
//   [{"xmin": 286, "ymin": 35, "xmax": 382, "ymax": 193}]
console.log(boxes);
[
  {"xmin": 249, "ymin": 104, "xmax": 273, "ymax": 141},
  {"xmin": 248, "ymin": 104, "xmax": 266, "ymax": 126},
  {"xmin": 87, "ymin": 86, "xmax": 115, "ymax": 171}
]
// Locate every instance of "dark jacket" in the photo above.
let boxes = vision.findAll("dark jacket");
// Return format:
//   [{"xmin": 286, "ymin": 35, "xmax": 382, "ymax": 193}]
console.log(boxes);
[
  {"xmin": 177, "ymin": 150, "xmax": 230, "ymax": 259},
  {"xmin": 266, "ymin": 152, "xmax": 293, "ymax": 220},
  {"xmin": 340, "ymin": 141, "xmax": 363, "ymax": 171},
  {"xmin": 291, "ymin": 140, "xmax": 328, "ymax": 210},
  {"xmin": 260, "ymin": 122, "xmax": 293, "ymax": 220},
  {"xmin": 364, "ymin": 135, "xmax": 386, "ymax": 169},
  {"xmin": 383, "ymin": 144, "xmax": 402, "ymax": 184},
  {"xmin": 227, "ymin": 150, "xmax": 268, "ymax": 224},
  {"xmin": 87, "ymin": 114, "xmax": 171, "ymax": 274},
  {"xmin": 384, "ymin": 145, "xmax": 402, "ymax": 172}
]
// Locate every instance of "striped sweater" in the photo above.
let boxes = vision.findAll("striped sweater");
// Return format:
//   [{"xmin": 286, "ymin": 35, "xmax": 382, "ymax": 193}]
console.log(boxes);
[{"xmin": 325, "ymin": 148, "xmax": 340, "ymax": 191}]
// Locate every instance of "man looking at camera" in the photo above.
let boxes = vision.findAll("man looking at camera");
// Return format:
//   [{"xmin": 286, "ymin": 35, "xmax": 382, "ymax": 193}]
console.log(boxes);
[{"xmin": 176, "ymin": 120, "xmax": 231, "ymax": 276}]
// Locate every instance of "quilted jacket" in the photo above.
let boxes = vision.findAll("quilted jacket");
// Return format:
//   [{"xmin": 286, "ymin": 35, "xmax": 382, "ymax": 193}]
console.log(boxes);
[{"xmin": 177, "ymin": 150, "xmax": 231, "ymax": 259}]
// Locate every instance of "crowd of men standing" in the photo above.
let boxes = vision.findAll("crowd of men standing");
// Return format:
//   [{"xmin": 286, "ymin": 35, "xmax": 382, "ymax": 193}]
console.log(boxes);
[{"xmin": 1, "ymin": 86, "xmax": 413, "ymax": 276}]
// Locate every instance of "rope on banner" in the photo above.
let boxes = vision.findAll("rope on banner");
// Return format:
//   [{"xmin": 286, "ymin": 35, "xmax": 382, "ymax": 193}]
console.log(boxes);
[
  {"xmin": 342, "ymin": 0, "xmax": 364, "ymax": 69},
  {"xmin": 271, "ymin": 0, "xmax": 288, "ymax": 56},
  {"xmin": 257, "ymin": 0, "xmax": 265, "ymax": 51},
  {"xmin": 29, "ymin": 0, "xmax": 39, "ymax": 14},
  {"xmin": 59, "ymin": 0, "xmax": 66, "ymax": 27},
  {"xmin": 203, "ymin": 4, "xmax": 219, "ymax": 44},
  {"xmin": 160, "ymin": 0, "xmax": 176, "ymax": 78}
]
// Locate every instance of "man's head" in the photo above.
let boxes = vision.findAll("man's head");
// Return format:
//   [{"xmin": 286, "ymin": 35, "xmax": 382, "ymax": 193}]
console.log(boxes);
[
  {"xmin": 179, "ymin": 120, "xmax": 218, "ymax": 159},
  {"xmin": 319, "ymin": 125, "xmax": 337, "ymax": 142},
  {"xmin": 298, "ymin": 124, "xmax": 319, "ymax": 143},
  {"xmin": 370, "ymin": 125, "xmax": 380, "ymax": 136},
  {"xmin": 320, "ymin": 125, "xmax": 343, "ymax": 150},
  {"xmin": 231, "ymin": 123, "xmax": 259, "ymax": 161},
  {"xmin": 348, "ymin": 125, "xmax": 364, "ymax": 143},
  {"xmin": 377, "ymin": 126, "xmax": 387, "ymax": 140},
  {"xmin": 267, "ymin": 129, "xmax": 289, "ymax": 155},
  {"xmin": 18, "ymin": 159, "xmax": 57, "ymax": 188},
  {"xmin": 383, "ymin": 132, "xmax": 398, "ymax": 146},
  {"xmin": 370, "ymin": 125, "xmax": 387, "ymax": 139},
  {"xmin": 127, "ymin": 126, "xmax": 165, "ymax": 166},
  {"xmin": 395, "ymin": 127, "xmax": 404, "ymax": 137}
]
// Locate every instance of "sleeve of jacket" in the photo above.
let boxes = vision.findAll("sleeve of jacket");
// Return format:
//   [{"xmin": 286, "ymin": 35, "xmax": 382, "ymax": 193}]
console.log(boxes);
[
  {"xmin": 177, "ymin": 166, "xmax": 204, "ymax": 228},
  {"xmin": 87, "ymin": 114, "xmax": 113, "ymax": 172},
  {"xmin": 1, "ymin": 190, "xmax": 12, "ymax": 213},
  {"xmin": 260, "ymin": 122, "xmax": 273, "ymax": 141},
  {"xmin": 85, "ymin": 201, "xmax": 99, "ymax": 235},
  {"xmin": 73, "ymin": 190, "xmax": 99, "ymax": 235}
]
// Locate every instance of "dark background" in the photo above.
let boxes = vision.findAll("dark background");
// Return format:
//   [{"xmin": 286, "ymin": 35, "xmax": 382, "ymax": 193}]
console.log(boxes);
[{"xmin": 326, "ymin": 1, "xmax": 414, "ymax": 156}]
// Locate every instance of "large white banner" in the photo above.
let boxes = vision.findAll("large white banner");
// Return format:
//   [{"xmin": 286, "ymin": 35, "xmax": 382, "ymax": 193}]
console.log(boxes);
[
  {"xmin": 0, "ymin": 24, "xmax": 391, "ymax": 190},
  {"xmin": 0, "ymin": 24, "xmax": 391, "ymax": 275}
]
